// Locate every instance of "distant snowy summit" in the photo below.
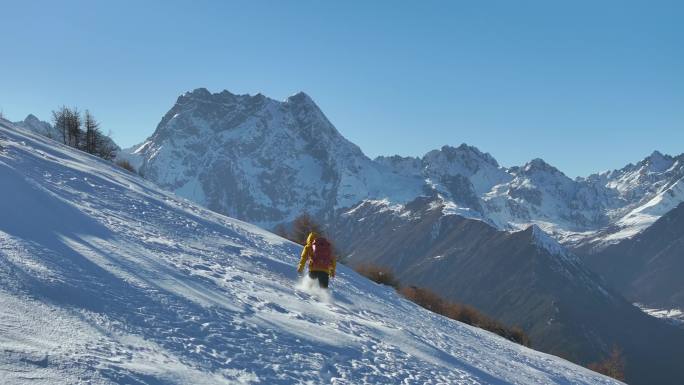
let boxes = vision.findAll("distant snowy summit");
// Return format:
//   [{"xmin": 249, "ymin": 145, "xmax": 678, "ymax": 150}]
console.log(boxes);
[
  {"xmin": 13, "ymin": 114, "xmax": 61, "ymax": 139},
  {"xmin": 122, "ymin": 88, "xmax": 684, "ymax": 248},
  {"xmin": 124, "ymin": 87, "xmax": 424, "ymax": 226}
]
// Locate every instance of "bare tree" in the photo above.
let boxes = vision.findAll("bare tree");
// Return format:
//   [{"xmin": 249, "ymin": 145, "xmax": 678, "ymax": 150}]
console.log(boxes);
[
  {"xmin": 291, "ymin": 213, "xmax": 323, "ymax": 245},
  {"xmin": 52, "ymin": 106, "xmax": 69, "ymax": 144},
  {"xmin": 66, "ymin": 107, "xmax": 82, "ymax": 148},
  {"xmin": 84, "ymin": 110, "xmax": 99, "ymax": 154},
  {"xmin": 51, "ymin": 106, "xmax": 117, "ymax": 161},
  {"xmin": 94, "ymin": 129, "xmax": 117, "ymax": 161},
  {"xmin": 273, "ymin": 223, "xmax": 291, "ymax": 240},
  {"xmin": 52, "ymin": 106, "xmax": 83, "ymax": 147}
]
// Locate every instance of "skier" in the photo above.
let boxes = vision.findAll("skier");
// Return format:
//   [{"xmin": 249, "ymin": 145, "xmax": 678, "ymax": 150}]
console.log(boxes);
[{"xmin": 297, "ymin": 232, "xmax": 336, "ymax": 289}]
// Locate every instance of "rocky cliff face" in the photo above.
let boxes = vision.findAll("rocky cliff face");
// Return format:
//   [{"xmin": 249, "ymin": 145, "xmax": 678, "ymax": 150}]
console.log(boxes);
[{"xmin": 128, "ymin": 88, "xmax": 423, "ymax": 227}]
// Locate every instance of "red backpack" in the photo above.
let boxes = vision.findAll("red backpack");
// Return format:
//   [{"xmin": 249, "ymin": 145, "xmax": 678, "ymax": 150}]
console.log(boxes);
[{"xmin": 311, "ymin": 237, "xmax": 333, "ymax": 269}]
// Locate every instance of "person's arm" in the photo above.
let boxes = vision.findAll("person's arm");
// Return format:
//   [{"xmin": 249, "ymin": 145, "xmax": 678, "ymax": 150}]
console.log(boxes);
[
  {"xmin": 297, "ymin": 244, "xmax": 311, "ymax": 273},
  {"xmin": 330, "ymin": 256, "xmax": 336, "ymax": 277}
]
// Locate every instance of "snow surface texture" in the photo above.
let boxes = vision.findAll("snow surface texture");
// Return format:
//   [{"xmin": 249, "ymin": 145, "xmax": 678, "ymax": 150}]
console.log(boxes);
[
  {"xmin": 121, "ymin": 89, "xmax": 684, "ymax": 249},
  {"xmin": 0, "ymin": 121, "xmax": 621, "ymax": 384}
]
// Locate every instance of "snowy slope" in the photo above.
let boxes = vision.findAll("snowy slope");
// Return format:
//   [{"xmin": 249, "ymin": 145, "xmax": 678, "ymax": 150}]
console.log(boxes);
[{"xmin": 0, "ymin": 121, "xmax": 622, "ymax": 384}]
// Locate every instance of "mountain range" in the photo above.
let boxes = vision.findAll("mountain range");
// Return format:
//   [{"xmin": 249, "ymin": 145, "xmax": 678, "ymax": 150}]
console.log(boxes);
[{"xmin": 121, "ymin": 88, "xmax": 684, "ymax": 252}]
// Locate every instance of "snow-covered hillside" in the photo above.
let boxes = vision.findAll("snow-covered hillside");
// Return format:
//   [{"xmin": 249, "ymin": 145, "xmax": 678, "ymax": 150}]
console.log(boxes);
[
  {"xmin": 0, "ymin": 121, "xmax": 622, "ymax": 384},
  {"xmin": 122, "ymin": 89, "xmax": 684, "ymax": 249}
]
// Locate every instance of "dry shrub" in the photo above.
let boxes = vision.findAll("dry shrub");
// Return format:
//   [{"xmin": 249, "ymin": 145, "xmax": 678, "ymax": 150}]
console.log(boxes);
[
  {"xmin": 291, "ymin": 213, "xmax": 323, "ymax": 245},
  {"xmin": 400, "ymin": 286, "xmax": 531, "ymax": 346},
  {"xmin": 337, "ymin": 263, "xmax": 531, "ymax": 347},
  {"xmin": 587, "ymin": 347, "xmax": 625, "ymax": 381},
  {"xmin": 116, "ymin": 159, "xmax": 136, "ymax": 173},
  {"xmin": 355, "ymin": 264, "xmax": 399, "ymax": 288},
  {"xmin": 400, "ymin": 286, "xmax": 445, "ymax": 312},
  {"xmin": 507, "ymin": 326, "xmax": 531, "ymax": 347}
]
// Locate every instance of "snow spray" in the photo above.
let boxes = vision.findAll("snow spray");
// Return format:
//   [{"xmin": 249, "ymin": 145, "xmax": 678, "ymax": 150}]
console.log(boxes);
[{"xmin": 296, "ymin": 275, "xmax": 333, "ymax": 304}]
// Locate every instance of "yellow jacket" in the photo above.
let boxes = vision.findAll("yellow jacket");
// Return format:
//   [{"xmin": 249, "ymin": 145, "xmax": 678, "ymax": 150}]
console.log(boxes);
[{"xmin": 297, "ymin": 232, "xmax": 336, "ymax": 276}]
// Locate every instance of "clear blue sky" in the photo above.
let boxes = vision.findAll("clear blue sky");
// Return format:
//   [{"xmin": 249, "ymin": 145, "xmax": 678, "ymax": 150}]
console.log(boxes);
[{"xmin": 1, "ymin": 0, "xmax": 682, "ymax": 177}]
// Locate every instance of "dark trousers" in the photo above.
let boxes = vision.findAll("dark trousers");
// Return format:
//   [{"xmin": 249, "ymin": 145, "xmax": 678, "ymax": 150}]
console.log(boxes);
[{"xmin": 308, "ymin": 271, "xmax": 329, "ymax": 289}]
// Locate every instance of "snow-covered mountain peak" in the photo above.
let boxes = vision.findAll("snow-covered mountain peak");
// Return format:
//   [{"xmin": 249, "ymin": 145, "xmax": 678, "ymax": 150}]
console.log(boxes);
[
  {"xmin": 285, "ymin": 90, "xmax": 315, "ymax": 105},
  {"xmin": 520, "ymin": 158, "xmax": 566, "ymax": 177},
  {"xmin": 508, "ymin": 159, "xmax": 572, "ymax": 196},
  {"xmin": 642, "ymin": 150, "xmax": 675, "ymax": 173},
  {"xmin": 128, "ymin": 88, "xmax": 425, "ymax": 226},
  {"xmin": 175, "ymin": 87, "xmax": 273, "ymax": 107},
  {"xmin": 421, "ymin": 144, "xmax": 512, "ymax": 199},
  {"xmin": 19, "ymin": 113, "xmax": 50, "ymax": 128},
  {"xmin": 506, "ymin": 159, "xmax": 577, "ymax": 200},
  {"xmin": 649, "ymin": 149, "xmax": 665, "ymax": 158},
  {"xmin": 424, "ymin": 143, "xmax": 500, "ymax": 171},
  {"xmin": 184, "ymin": 86, "xmax": 212, "ymax": 98},
  {"xmin": 376, "ymin": 154, "xmax": 420, "ymax": 162},
  {"xmin": 13, "ymin": 113, "xmax": 60, "ymax": 140},
  {"xmin": 546, "ymin": 150, "xmax": 684, "ymax": 248},
  {"xmin": 591, "ymin": 151, "xmax": 683, "ymax": 200},
  {"xmin": 163, "ymin": 88, "xmax": 339, "ymax": 141},
  {"xmin": 23, "ymin": 113, "xmax": 42, "ymax": 124},
  {"xmin": 281, "ymin": 90, "xmax": 345, "ymax": 141},
  {"xmin": 594, "ymin": 150, "xmax": 679, "ymax": 183}
]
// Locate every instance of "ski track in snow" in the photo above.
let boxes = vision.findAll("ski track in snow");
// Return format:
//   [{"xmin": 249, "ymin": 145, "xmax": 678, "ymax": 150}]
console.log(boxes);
[{"xmin": 0, "ymin": 123, "xmax": 621, "ymax": 384}]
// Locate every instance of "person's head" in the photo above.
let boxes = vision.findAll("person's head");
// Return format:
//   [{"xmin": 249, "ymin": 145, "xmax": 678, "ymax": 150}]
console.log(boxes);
[{"xmin": 306, "ymin": 231, "xmax": 318, "ymax": 245}]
